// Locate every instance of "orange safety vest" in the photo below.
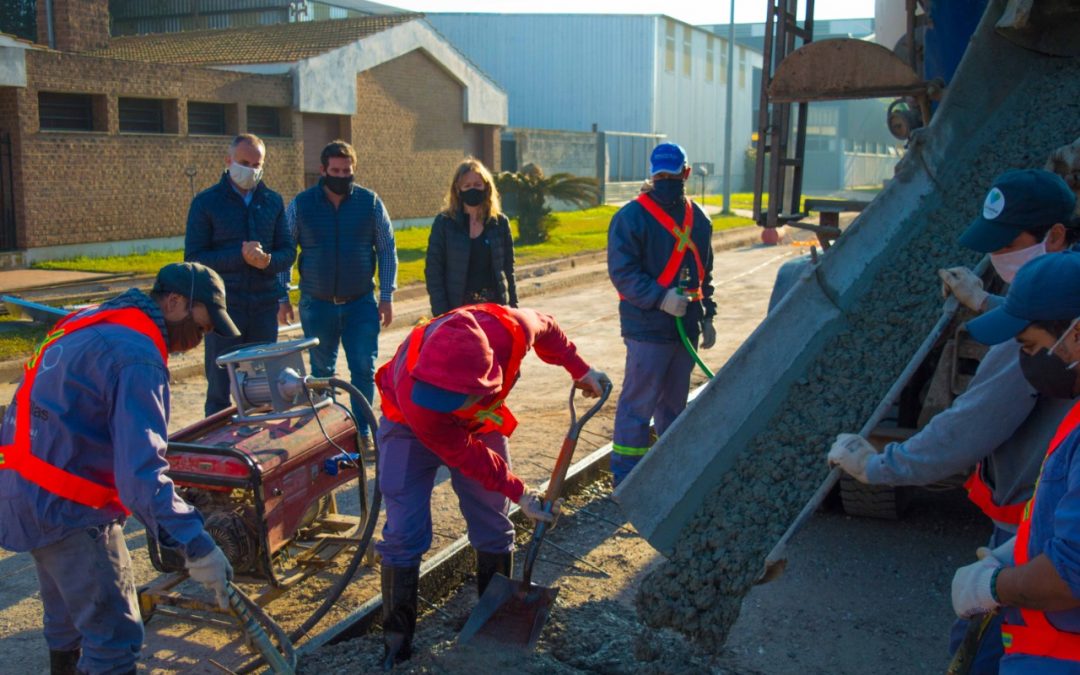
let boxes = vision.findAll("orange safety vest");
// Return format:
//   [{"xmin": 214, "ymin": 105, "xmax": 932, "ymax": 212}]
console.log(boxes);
[
  {"xmin": 1001, "ymin": 398, "xmax": 1080, "ymax": 661},
  {"xmin": 378, "ymin": 304, "xmax": 528, "ymax": 437},
  {"xmin": 0, "ymin": 308, "xmax": 168, "ymax": 512},
  {"xmin": 963, "ymin": 463, "xmax": 1026, "ymax": 525},
  {"xmin": 634, "ymin": 193, "xmax": 706, "ymax": 292}
]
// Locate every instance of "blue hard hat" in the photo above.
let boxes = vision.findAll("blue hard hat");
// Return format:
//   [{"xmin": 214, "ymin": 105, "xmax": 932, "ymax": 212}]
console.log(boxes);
[
  {"xmin": 958, "ymin": 169, "xmax": 1076, "ymax": 253},
  {"xmin": 650, "ymin": 143, "xmax": 688, "ymax": 177},
  {"xmin": 967, "ymin": 250, "xmax": 1080, "ymax": 344}
]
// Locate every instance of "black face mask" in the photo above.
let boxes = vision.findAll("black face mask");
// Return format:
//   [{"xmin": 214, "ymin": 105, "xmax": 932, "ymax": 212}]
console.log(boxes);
[
  {"xmin": 651, "ymin": 178, "xmax": 685, "ymax": 205},
  {"xmin": 461, "ymin": 188, "xmax": 486, "ymax": 207},
  {"xmin": 1019, "ymin": 346, "xmax": 1079, "ymax": 399},
  {"xmin": 166, "ymin": 310, "xmax": 204, "ymax": 354},
  {"xmin": 322, "ymin": 174, "xmax": 354, "ymax": 196}
]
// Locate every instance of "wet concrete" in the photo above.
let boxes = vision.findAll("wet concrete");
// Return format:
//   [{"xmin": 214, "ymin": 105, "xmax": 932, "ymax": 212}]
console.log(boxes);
[{"xmin": 636, "ymin": 56, "xmax": 1080, "ymax": 647}]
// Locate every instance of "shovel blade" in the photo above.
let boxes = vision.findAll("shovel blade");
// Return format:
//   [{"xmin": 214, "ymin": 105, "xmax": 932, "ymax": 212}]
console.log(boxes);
[{"xmin": 457, "ymin": 573, "xmax": 559, "ymax": 651}]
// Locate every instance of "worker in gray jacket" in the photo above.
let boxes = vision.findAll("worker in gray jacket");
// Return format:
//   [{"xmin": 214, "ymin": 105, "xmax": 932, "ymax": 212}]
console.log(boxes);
[{"xmin": 828, "ymin": 169, "xmax": 1077, "ymax": 675}]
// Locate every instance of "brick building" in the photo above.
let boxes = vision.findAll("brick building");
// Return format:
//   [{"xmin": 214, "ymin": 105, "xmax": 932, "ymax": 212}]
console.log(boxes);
[{"xmin": 0, "ymin": 1, "xmax": 506, "ymax": 265}]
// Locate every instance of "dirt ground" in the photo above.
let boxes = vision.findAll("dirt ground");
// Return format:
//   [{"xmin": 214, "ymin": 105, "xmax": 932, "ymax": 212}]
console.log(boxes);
[{"xmin": 0, "ymin": 239, "xmax": 987, "ymax": 673}]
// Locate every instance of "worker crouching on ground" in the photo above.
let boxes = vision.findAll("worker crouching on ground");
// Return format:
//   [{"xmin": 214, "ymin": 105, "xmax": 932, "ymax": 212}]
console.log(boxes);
[
  {"xmin": 951, "ymin": 251, "xmax": 1080, "ymax": 674},
  {"xmin": 606, "ymin": 142, "xmax": 716, "ymax": 487},
  {"xmin": 827, "ymin": 169, "xmax": 1078, "ymax": 674},
  {"xmin": 0, "ymin": 263, "xmax": 237, "ymax": 675},
  {"xmin": 373, "ymin": 303, "xmax": 609, "ymax": 668}
]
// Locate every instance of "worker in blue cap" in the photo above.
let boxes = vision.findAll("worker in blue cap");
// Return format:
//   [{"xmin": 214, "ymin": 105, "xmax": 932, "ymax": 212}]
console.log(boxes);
[
  {"xmin": 827, "ymin": 168, "xmax": 1077, "ymax": 673},
  {"xmin": 606, "ymin": 142, "xmax": 716, "ymax": 487},
  {"xmin": 948, "ymin": 250, "xmax": 1080, "ymax": 674}
]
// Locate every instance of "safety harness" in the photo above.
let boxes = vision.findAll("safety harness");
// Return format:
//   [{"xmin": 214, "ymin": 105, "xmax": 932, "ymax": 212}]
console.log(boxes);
[
  {"xmin": 1001, "ymin": 398, "xmax": 1080, "ymax": 661},
  {"xmin": 963, "ymin": 464, "xmax": 1026, "ymax": 525},
  {"xmin": 378, "ymin": 304, "xmax": 527, "ymax": 437},
  {"xmin": 0, "ymin": 308, "xmax": 167, "ymax": 511},
  {"xmin": 633, "ymin": 193, "xmax": 706, "ymax": 291}
]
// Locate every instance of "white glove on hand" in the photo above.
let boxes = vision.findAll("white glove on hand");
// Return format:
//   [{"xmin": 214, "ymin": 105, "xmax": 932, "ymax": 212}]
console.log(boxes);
[
  {"xmin": 517, "ymin": 490, "xmax": 562, "ymax": 526},
  {"xmin": 826, "ymin": 433, "xmax": 876, "ymax": 483},
  {"xmin": 977, "ymin": 536, "xmax": 1016, "ymax": 565},
  {"xmin": 186, "ymin": 545, "xmax": 234, "ymax": 610},
  {"xmin": 951, "ymin": 555, "xmax": 1002, "ymax": 618},
  {"xmin": 659, "ymin": 288, "xmax": 689, "ymax": 318},
  {"xmin": 938, "ymin": 267, "xmax": 989, "ymax": 313},
  {"xmin": 700, "ymin": 319, "xmax": 716, "ymax": 350},
  {"xmin": 575, "ymin": 368, "xmax": 611, "ymax": 398}
]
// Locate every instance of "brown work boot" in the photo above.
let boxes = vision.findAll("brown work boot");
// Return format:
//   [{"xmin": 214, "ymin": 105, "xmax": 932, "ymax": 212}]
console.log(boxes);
[{"xmin": 359, "ymin": 434, "xmax": 376, "ymax": 462}]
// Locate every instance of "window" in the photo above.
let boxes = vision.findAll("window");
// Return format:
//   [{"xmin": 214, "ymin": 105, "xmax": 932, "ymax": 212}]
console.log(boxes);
[
  {"xmin": 119, "ymin": 97, "xmax": 165, "ymax": 133},
  {"xmin": 188, "ymin": 101, "xmax": 227, "ymax": 135},
  {"xmin": 706, "ymin": 36, "xmax": 715, "ymax": 82},
  {"xmin": 38, "ymin": 92, "xmax": 94, "ymax": 131},
  {"xmin": 720, "ymin": 40, "xmax": 728, "ymax": 84},
  {"xmin": 738, "ymin": 47, "xmax": 747, "ymax": 88},
  {"xmin": 664, "ymin": 20, "xmax": 676, "ymax": 72},
  {"xmin": 682, "ymin": 26, "xmax": 692, "ymax": 77},
  {"xmin": 247, "ymin": 106, "xmax": 281, "ymax": 137}
]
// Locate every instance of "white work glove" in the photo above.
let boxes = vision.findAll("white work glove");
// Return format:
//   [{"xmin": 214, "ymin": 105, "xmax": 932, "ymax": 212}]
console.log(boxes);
[
  {"xmin": 700, "ymin": 319, "xmax": 716, "ymax": 350},
  {"xmin": 826, "ymin": 433, "xmax": 876, "ymax": 483},
  {"xmin": 938, "ymin": 267, "xmax": 989, "ymax": 313},
  {"xmin": 517, "ymin": 489, "xmax": 563, "ymax": 526},
  {"xmin": 574, "ymin": 368, "xmax": 611, "ymax": 398},
  {"xmin": 186, "ymin": 545, "xmax": 234, "ymax": 610},
  {"xmin": 977, "ymin": 536, "xmax": 1016, "ymax": 565},
  {"xmin": 659, "ymin": 288, "xmax": 689, "ymax": 318},
  {"xmin": 951, "ymin": 555, "xmax": 1002, "ymax": 618}
]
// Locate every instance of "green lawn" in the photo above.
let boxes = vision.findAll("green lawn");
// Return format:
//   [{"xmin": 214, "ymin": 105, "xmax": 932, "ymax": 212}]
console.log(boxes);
[{"xmin": 0, "ymin": 316, "xmax": 48, "ymax": 361}]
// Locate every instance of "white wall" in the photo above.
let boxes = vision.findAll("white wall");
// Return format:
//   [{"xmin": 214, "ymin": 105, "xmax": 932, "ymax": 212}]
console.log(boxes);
[{"xmin": 653, "ymin": 18, "xmax": 761, "ymax": 189}]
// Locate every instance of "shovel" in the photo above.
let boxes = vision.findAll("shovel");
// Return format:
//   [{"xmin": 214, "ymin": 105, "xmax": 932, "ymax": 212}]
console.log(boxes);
[{"xmin": 457, "ymin": 380, "xmax": 612, "ymax": 650}]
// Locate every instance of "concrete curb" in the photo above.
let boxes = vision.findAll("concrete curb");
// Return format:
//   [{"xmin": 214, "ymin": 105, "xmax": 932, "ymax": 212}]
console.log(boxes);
[{"xmin": 0, "ymin": 226, "xmax": 764, "ymax": 384}]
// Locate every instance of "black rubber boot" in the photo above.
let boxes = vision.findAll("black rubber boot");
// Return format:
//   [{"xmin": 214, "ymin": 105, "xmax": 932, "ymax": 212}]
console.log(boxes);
[
  {"xmin": 475, "ymin": 550, "xmax": 513, "ymax": 598},
  {"xmin": 381, "ymin": 564, "xmax": 419, "ymax": 671},
  {"xmin": 49, "ymin": 648, "xmax": 80, "ymax": 675}
]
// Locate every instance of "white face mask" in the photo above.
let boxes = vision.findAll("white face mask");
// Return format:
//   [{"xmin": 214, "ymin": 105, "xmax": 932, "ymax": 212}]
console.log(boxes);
[
  {"xmin": 228, "ymin": 161, "xmax": 263, "ymax": 191},
  {"xmin": 990, "ymin": 240, "xmax": 1046, "ymax": 283}
]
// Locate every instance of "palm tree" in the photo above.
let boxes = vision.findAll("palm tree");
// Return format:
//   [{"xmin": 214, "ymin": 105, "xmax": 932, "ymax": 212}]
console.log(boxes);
[{"xmin": 496, "ymin": 163, "xmax": 599, "ymax": 245}]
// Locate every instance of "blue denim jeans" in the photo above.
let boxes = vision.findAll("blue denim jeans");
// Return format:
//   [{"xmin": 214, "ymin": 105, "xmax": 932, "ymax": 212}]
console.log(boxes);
[
  {"xmin": 31, "ymin": 521, "xmax": 142, "ymax": 674},
  {"xmin": 299, "ymin": 293, "xmax": 380, "ymax": 436},
  {"xmin": 203, "ymin": 301, "xmax": 279, "ymax": 416}
]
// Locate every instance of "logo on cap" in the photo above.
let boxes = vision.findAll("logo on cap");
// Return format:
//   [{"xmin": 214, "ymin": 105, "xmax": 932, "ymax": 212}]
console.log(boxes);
[{"xmin": 983, "ymin": 187, "xmax": 1005, "ymax": 220}]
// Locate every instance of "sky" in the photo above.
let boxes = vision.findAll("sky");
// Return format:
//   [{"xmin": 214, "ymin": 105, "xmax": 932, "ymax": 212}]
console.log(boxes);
[{"xmin": 392, "ymin": 1, "xmax": 877, "ymax": 26}]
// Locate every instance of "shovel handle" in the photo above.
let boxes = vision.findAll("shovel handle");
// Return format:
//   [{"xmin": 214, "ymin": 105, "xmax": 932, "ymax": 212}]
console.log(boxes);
[{"xmin": 521, "ymin": 381, "xmax": 612, "ymax": 587}]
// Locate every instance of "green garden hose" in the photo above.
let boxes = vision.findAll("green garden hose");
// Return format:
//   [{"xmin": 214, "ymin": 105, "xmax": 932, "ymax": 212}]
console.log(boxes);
[{"xmin": 676, "ymin": 315, "xmax": 714, "ymax": 379}]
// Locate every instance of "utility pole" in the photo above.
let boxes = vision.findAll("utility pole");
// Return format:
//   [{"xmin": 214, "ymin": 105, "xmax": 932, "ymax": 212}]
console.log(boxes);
[{"xmin": 721, "ymin": 0, "xmax": 736, "ymax": 215}]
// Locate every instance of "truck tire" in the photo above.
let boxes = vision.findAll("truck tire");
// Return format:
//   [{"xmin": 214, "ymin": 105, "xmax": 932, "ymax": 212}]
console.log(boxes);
[{"xmin": 839, "ymin": 475, "xmax": 911, "ymax": 520}]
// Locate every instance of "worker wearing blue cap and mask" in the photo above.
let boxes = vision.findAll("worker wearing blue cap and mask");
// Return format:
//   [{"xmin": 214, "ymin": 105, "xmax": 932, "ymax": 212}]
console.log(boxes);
[
  {"xmin": 947, "ymin": 250, "xmax": 1080, "ymax": 674},
  {"xmin": 606, "ymin": 143, "xmax": 716, "ymax": 487},
  {"xmin": 827, "ymin": 169, "xmax": 1077, "ymax": 674}
]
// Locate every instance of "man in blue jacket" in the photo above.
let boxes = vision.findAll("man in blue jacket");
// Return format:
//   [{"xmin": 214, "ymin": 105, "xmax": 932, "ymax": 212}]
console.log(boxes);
[
  {"xmin": 0, "ymin": 263, "xmax": 235, "ymax": 675},
  {"xmin": 606, "ymin": 143, "xmax": 716, "ymax": 487},
  {"xmin": 185, "ymin": 133, "xmax": 296, "ymax": 416},
  {"xmin": 952, "ymin": 251, "xmax": 1080, "ymax": 674},
  {"xmin": 277, "ymin": 140, "xmax": 398, "ymax": 451}
]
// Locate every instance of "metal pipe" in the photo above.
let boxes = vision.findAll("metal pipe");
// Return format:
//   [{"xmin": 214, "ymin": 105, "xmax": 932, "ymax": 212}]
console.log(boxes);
[
  {"xmin": 45, "ymin": 0, "xmax": 55, "ymax": 50},
  {"xmin": 721, "ymin": 0, "xmax": 735, "ymax": 215}
]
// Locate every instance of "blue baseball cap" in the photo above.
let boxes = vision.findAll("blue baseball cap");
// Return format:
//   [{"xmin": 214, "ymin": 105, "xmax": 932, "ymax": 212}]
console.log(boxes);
[
  {"xmin": 958, "ymin": 169, "xmax": 1076, "ymax": 253},
  {"xmin": 411, "ymin": 378, "xmax": 468, "ymax": 413},
  {"xmin": 650, "ymin": 143, "xmax": 688, "ymax": 177},
  {"xmin": 967, "ymin": 250, "xmax": 1080, "ymax": 345}
]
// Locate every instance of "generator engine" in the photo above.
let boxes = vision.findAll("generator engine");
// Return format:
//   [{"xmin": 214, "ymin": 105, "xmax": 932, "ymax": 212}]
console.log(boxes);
[{"xmin": 146, "ymin": 338, "xmax": 367, "ymax": 587}]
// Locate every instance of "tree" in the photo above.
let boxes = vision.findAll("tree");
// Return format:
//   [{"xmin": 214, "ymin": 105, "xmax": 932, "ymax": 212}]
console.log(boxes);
[{"xmin": 496, "ymin": 163, "xmax": 599, "ymax": 245}]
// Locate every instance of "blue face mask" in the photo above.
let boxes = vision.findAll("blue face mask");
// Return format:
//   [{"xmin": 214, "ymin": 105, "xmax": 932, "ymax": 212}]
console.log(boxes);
[{"xmin": 651, "ymin": 178, "xmax": 685, "ymax": 205}]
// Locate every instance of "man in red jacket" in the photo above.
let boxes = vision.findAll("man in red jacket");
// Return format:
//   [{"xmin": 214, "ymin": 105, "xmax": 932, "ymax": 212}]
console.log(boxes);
[{"xmin": 374, "ymin": 303, "xmax": 608, "ymax": 667}]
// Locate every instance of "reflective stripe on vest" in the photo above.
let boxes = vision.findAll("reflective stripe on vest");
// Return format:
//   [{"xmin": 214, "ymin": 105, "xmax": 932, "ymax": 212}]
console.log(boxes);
[
  {"xmin": 634, "ymin": 194, "xmax": 706, "ymax": 290},
  {"xmin": 0, "ymin": 308, "xmax": 168, "ymax": 511},
  {"xmin": 377, "ymin": 304, "xmax": 527, "ymax": 437},
  {"xmin": 963, "ymin": 462, "xmax": 1026, "ymax": 525},
  {"xmin": 1001, "ymin": 398, "xmax": 1080, "ymax": 661}
]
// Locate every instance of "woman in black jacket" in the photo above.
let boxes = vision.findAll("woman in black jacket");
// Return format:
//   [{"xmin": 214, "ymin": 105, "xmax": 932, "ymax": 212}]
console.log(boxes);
[{"xmin": 425, "ymin": 158, "xmax": 518, "ymax": 317}]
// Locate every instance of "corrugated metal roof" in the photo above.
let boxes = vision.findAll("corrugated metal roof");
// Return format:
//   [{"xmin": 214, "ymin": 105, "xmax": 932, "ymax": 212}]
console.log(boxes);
[{"xmin": 87, "ymin": 14, "xmax": 420, "ymax": 65}]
